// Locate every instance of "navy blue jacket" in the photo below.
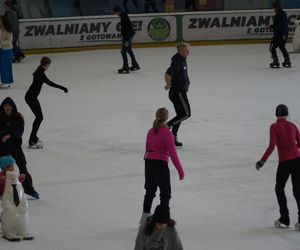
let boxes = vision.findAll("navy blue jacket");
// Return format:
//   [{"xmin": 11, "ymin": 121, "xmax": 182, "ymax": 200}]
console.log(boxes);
[
  {"xmin": 120, "ymin": 12, "xmax": 135, "ymax": 41},
  {"xmin": 0, "ymin": 97, "xmax": 24, "ymax": 154},
  {"xmin": 166, "ymin": 53, "xmax": 190, "ymax": 92},
  {"xmin": 273, "ymin": 9, "xmax": 289, "ymax": 38}
]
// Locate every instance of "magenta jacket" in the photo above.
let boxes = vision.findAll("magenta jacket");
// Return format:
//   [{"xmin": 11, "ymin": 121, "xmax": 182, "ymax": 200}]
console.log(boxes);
[{"xmin": 144, "ymin": 127, "xmax": 184, "ymax": 179}]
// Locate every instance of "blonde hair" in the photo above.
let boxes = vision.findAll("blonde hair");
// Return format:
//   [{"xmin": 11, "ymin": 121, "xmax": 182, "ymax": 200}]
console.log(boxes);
[
  {"xmin": 177, "ymin": 42, "xmax": 190, "ymax": 51},
  {"xmin": 153, "ymin": 108, "xmax": 169, "ymax": 133}
]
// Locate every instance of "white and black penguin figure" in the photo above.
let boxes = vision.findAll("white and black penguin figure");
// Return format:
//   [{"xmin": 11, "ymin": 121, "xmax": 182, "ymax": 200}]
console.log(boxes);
[
  {"xmin": 1, "ymin": 171, "xmax": 33, "ymax": 241},
  {"xmin": 293, "ymin": 20, "xmax": 300, "ymax": 52}
]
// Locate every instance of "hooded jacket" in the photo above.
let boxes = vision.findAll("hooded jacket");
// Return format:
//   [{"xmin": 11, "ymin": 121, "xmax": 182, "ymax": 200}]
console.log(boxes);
[
  {"xmin": 273, "ymin": 8, "xmax": 289, "ymax": 38},
  {"xmin": 166, "ymin": 53, "xmax": 190, "ymax": 92},
  {"xmin": 0, "ymin": 97, "xmax": 24, "ymax": 154}
]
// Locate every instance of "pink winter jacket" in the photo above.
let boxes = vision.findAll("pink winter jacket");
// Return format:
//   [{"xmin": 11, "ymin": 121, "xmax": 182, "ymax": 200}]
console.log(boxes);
[{"xmin": 144, "ymin": 127, "xmax": 184, "ymax": 179}]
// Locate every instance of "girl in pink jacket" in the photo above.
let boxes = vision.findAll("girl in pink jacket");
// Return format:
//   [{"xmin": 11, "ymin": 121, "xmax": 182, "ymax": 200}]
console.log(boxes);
[{"xmin": 140, "ymin": 108, "xmax": 184, "ymax": 225}]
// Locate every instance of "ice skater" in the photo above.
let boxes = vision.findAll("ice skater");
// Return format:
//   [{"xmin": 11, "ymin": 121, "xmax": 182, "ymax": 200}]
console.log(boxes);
[
  {"xmin": 113, "ymin": 6, "xmax": 140, "ymax": 74},
  {"xmin": 0, "ymin": 97, "xmax": 39, "ymax": 199},
  {"xmin": 135, "ymin": 205, "xmax": 183, "ymax": 250},
  {"xmin": 256, "ymin": 104, "xmax": 300, "ymax": 230},
  {"xmin": 269, "ymin": 1, "xmax": 291, "ymax": 68},
  {"xmin": 0, "ymin": 15, "xmax": 13, "ymax": 87},
  {"xmin": 165, "ymin": 42, "xmax": 191, "ymax": 147},
  {"xmin": 140, "ymin": 108, "xmax": 184, "ymax": 226},
  {"xmin": 25, "ymin": 57, "xmax": 68, "ymax": 149}
]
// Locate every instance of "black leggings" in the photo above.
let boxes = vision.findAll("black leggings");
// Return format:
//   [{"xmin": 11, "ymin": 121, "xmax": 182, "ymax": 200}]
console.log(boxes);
[
  {"xmin": 143, "ymin": 159, "xmax": 171, "ymax": 213},
  {"xmin": 167, "ymin": 90, "xmax": 191, "ymax": 136},
  {"xmin": 25, "ymin": 95, "xmax": 43, "ymax": 144},
  {"xmin": 270, "ymin": 37, "xmax": 290, "ymax": 60},
  {"xmin": 275, "ymin": 158, "xmax": 300, "ymax": 221},
  {"xmin": 11, "ymin": 148, "xmax": 36, "ymax": 194}
]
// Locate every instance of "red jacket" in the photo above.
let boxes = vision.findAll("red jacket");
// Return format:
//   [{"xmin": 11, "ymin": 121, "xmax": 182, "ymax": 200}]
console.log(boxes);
[{"xmin": 262, "ymin": 118, "xmax": 300, "ymax": 162}]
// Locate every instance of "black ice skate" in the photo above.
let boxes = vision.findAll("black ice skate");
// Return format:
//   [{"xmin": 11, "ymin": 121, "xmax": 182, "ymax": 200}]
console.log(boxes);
[
  {"xmin": 118, "ymin": 65, "xmax": 130, "ymax": 74},
  {"xmin": 282, "ymin": 58, "xmax": 291, "ymax": 68},
  {"xmin": 13, "ymin": 57, "xmax": 21, "ymax": 63},
  {"xmin": 270, "ymin": 59, "xmax": 280, "ymax": 68},
  {"xmin": 28, "ymin": 140, "xmax": 43, "ymax": 149},
  {"xmin": 274, "ymin": 217, "xmax": 290, "ymax": 228},
  {"xmin": 174, "ymin": 136, "xmax": 183, "ymax": 147},
  {"xmin": 129, "ymin": 61, "xmax": 140, "ymax": 71}
]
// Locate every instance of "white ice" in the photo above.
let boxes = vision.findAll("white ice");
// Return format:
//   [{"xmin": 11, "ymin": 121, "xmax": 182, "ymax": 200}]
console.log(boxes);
[{"xmin": 1, "ymin": 44, "xmax": 300, "ymax": 250}]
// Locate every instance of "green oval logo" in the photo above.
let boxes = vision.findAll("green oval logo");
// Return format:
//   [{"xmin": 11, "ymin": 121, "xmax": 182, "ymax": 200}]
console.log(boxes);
[{"xmin": 148, "ymin": 18, "xmax": 171, "ymax": 42}]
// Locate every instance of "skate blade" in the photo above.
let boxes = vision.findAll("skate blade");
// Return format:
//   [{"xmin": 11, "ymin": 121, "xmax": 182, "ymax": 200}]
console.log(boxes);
[
  {"xmin": 23, "ymin": 236, "xmax": 34, "ymax": 241},
  {"xmin": 28, "ymin": 145, "xmax": 43, "ymax": 149},
  {"xmin": 3, "ymin": 236, "xmax": 21, "ymax": 242}
]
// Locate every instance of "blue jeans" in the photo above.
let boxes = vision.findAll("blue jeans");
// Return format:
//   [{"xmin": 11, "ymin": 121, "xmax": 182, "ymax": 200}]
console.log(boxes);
[
  {"xmin": 121, "ymin": 37, "xmax": 136, "ymax": 67},
  {"xmin": 0, "ymin": 49, "xmax": 13, "ymax": 84}
]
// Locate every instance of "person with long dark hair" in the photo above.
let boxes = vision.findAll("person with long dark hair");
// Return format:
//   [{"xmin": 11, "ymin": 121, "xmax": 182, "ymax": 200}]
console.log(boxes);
[
  {"xmin": 4, "ymin": 1, "xmax": 25, "ymax": 63},
  {"xmin": 256, "ymin": 104, "xmax": 300, "ymax": 230},
  {"xmin": 0, "ymin": 97, "xmax": 39, "ymax": 199},
  {"xmin": 140, "ymin": 108, "xmax": 184, "ymax": 225},
  {"xmin": 0, "ymin": 15, "xmax": 13, "ymax": 87},
  {"xmin": 25, "ymin": 57, "xmax": 68, "ymax": 149},
  {"xmin": 135, "ymin": 205, "xmax": 183, "ymax": 250}
]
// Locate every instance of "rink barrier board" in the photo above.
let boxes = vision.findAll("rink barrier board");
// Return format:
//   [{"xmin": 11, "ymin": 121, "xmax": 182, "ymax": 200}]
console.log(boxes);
[
  {"xmin": 19, "ymin": 9, "xmax": 299, "ymax": 53},
  {"xmin": 23, "ymin": 38, "xmax": 292, "ymax": 55}
]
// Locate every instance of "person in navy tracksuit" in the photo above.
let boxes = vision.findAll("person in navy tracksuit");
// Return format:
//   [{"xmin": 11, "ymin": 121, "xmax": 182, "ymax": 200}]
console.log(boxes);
[
  {"xmin": 269, "ymin": 1, "xmax": 291, "ymax": 68},
  {"xmin": 164, "ymin": 42, "xmax": 191, "ymax": 147}
]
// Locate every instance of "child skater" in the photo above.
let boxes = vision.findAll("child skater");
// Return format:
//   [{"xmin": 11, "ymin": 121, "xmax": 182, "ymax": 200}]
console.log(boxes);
[
  {"xmin": 25, "ymin": 56, "xmax": 68, "ymax": 149},
  {"xmin": 256, "ymin": 104, "xmax": 300, "ymax": 230},
  {"xmin": 140, "ymin": 108, "xmax": 185, "ymax": 225},
  {"xmin": 135, "ymin": 205, "xmax": 183, "ymax": 250}
]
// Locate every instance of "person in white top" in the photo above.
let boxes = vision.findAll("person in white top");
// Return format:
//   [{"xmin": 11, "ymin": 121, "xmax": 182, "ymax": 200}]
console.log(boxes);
[{"xmin": 0, "ymin": 15, "xmax": 13, "ymax": 87}]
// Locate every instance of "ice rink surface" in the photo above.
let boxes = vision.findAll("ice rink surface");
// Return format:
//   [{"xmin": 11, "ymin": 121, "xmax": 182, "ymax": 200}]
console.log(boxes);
[{"xmin": 1, "ymin": 44, "xmax": 300, "ymax": 250}]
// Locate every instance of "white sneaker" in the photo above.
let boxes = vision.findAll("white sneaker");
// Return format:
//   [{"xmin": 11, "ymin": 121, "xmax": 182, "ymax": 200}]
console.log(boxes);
[{"xmin": 295, "ymin": 222, "xmax": 300, "ymax": 230}]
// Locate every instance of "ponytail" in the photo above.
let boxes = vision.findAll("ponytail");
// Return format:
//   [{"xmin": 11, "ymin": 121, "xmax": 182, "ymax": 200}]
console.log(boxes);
[{"xmin": 153, "ymin": 108, "xmax": 169, "ymax": 133}]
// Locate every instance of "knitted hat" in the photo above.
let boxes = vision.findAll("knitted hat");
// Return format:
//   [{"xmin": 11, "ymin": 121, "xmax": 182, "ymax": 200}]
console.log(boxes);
[
  {"xmin": 113, "ymin": 6, "xmax": 122, "ymax": 13},
  {"xmin": 0, "ymin": 155, "xmax": 16, "ymax": 170},
  {"xmin": 153, "ymin": 205, "xmax": 170, "ymax": 224},
  {"xmin": 272, "ymin": 1, "xmax": 282, "ymax": 9},
  {"xmin": 276, "ymin": 104, "xmax": 289, "ymax": 117}
]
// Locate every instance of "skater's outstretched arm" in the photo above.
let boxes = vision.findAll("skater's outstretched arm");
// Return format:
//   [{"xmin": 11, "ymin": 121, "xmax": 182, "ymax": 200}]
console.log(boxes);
[{"xmin": 43, "ymin": 74, "xmax": 68, "ymax": 93}]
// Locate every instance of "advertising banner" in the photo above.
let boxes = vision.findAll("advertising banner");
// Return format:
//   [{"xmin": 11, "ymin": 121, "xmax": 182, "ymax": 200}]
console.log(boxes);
[
  {"xmin": 182, "ymin": 10, "xmax": 300, "ymax": 41},
  {"xmin": 20, "ymin": 15, "xmax": 177, "ymax": 49}
]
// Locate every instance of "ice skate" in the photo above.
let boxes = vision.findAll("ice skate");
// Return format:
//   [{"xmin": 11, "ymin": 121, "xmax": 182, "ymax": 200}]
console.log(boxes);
[
  {"xmin": 27, "ymin": 190, "xmax": 40, "ymax": 200},
  {"xmin": 295, "ymin": 222, "xmax": 300, "ymax": 230},
  {"xmin": 282, "ymin": 58, "xmax": 291, "ymax": 68},
  {"xmin": 175, "ymin": 136, "xmax": 183, "ymax": 147},
  {"xmin": 274, "ymin": 217, "xmax": 290, "ymax": 228},
  {"xmin": 129, "ymin": 61, "xmax": 140, "ymax": 71},
  {"xmin": 139, "ymin": 212, "xmax": 151, "ymax": 227},
  {"xmin": 118, "ymin": 65, "xmax": 130, "ymax": 74},
  {"xmin": 270, "ymin": 59, "xmax": 280, "ymax": 68},
  {"xmin": 28, "ymin": 140, "xmax": 43, "ymax": 149}
]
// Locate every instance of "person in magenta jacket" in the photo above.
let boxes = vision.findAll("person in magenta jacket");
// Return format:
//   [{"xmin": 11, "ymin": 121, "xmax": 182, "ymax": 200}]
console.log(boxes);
[
  {"xmin": 140, "ymin": 108, "xmax": 185, "ymax": 226},
  {"xmin": 256, "ymin": 104, "xmax": 300, "ymax": 230}
]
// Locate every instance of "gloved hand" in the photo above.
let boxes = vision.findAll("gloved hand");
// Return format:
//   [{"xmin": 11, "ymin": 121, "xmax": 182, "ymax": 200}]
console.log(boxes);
[
  {"xmin": 255, "ymin": 160, "xmax": 266, "ymax": 171},
  {"xmin": 62, "ymin": 87, "xmax": 68, "ymax": 93}
]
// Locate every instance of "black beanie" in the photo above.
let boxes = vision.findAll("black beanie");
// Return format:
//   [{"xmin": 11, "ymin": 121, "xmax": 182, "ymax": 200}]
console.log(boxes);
[
  {"xmin": 113, "ymin": 6, "xmax": 122, "ymax": 13},
  {"xmin": 276, "ymin": 104, "xmax": 288, "ymax": 117},
  {"xmin": 153, "ymin": 205, "xmax": 170, "ymax": 224},
  {"xmin": 272, "ymin": 1, "xmax": 282, "ymax": 9}
]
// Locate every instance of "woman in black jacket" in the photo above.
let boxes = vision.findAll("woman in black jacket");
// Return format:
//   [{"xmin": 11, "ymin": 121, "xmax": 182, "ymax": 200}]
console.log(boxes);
[
  {"xmin": 25, "ymin": 56, "xmax": 68, "ymax": 149},
  {"xmin": 0, "ymin": 97, "xmax": 39, "ymax": 199}
]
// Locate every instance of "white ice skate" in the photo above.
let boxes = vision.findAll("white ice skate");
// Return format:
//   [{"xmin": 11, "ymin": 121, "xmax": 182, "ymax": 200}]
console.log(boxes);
[
  {"xmin": 274, "ymin": 219, "xmax": 289, "ymax": 228},
  {"xmin": 295, "ymin": 222, "xmax": 300, "ymax": 230}
]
